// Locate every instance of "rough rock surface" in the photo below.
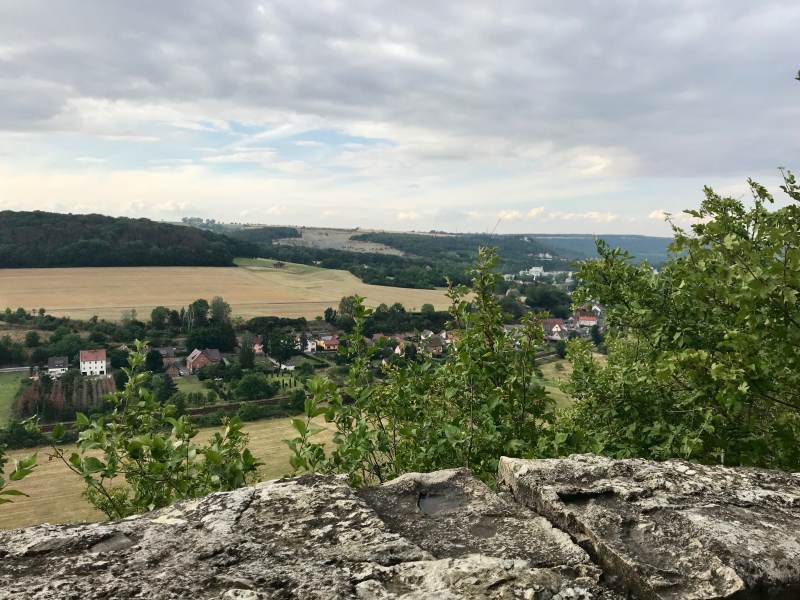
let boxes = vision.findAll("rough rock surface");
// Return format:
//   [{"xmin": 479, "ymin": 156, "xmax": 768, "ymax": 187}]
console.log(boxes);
[
  {"xmin": 0, "ymin": 469, "xmax": 617, "ymax": 599},
  {"xmin": 498, "ymin": 454, "xmax": 800, "ymax": 599},
  {"xmin": 3, "ymin": 456, "xmax": 799, "ymax": 599}
]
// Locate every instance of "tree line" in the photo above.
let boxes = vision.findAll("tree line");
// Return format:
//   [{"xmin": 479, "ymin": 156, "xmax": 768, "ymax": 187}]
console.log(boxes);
[{"xmin": 0, "ymin": 211, "xmax": 257, "ymax": 268}]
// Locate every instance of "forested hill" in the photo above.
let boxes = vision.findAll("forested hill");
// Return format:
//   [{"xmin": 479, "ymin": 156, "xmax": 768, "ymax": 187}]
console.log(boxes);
[
  {"xmin": 353, "ymin": 231, "xmax": 672, "ymax": 266},
  {"xmin": 527, "ymin": 234, "xmax": 672, "ymax": 264},
  {"xmin": 0, "ymin": 211, "xmax": 257, "ymax": 268}
]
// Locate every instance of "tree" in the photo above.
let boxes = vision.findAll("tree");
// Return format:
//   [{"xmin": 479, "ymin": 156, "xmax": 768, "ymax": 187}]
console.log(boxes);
[
  {"xmin": 239, "ymin": 334, "xmax": 255, "ymax": 370},
  {"xmin": 420, "ymin": 303, "xmax": 435, "ymax": 315},
  {"xmin": 145, "ymin": 349, "xmax": 163, "ymax": 373},
  {"xmin": 323, "ymin": 307, "xmax": 337, "ymax": 324},
  {"xmin": 150, "ymin": 306, "xmax": 170, "ymax": 329},
  {"xmin": 560, "ymin": 170, "xmax": 800, "ymax": 470},
  {"xmin": 47, "ymin": 342, "xmax": 260, "ymax": 519},
  {"xmin": 338, "ymin": 296, "xmax": 358, "ymax": 320},
  {"xmin": 186, "ymin": 322, "xmax": 237, "ymax": 352},
  {"xmin": 24, "ymin": 331, "xmax": 40, "ymax": 348},
  {"xmin": 523, "ymin": 283, "xmax": 571, "ymax": 318},
  {"xmin": 267, "ymin": 333, "xmax": 295, "ymax": 363},
  {"xmin": 589, "ymin": 325, "xmax": 604, "ymax": 351},
  {"xmin": 210, "ymin": 296, "xmax": 232, "ymax": 324},
  {"xmin": 186, "ymin": 299, "xmax": 210, "ymax": 330},
  {"xmin": 151, "ymin": 373, "xmax": 178, "ymax": 403},
  {"xmin": 236, "ymin": 373, "xmax": 276, "ymax": 401}
]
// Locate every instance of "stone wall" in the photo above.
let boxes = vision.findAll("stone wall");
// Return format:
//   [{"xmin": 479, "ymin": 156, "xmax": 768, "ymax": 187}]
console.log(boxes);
[{"xmin": 1, "ymin": 454, "xmax": 799, "ymax": 599}]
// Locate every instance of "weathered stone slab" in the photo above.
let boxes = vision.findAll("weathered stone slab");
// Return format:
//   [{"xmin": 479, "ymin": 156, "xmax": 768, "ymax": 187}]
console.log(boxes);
[
  {"xmin": 0, "ymin": 471, "xmax": 617, "ymax": 599},
  {"xmin": 498, "ymin": 454, "xmax": 800, "ymax": 599}
]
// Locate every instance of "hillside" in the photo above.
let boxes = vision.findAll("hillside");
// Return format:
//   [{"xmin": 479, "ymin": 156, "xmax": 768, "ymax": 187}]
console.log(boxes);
[
  {"xmin": 0, "ymin": 211, "xmax": 257, "ymax": 268},
  {"xmin": 353, "ymin": 231, "xmax": 672, "ymax": 269},
  {"xmin": 225, "ymin": 226, "xmax": 671, "ymax": 288},
  {"xmin": 528, "ymin": 234, "xmax": 672, "ymax": 264}
]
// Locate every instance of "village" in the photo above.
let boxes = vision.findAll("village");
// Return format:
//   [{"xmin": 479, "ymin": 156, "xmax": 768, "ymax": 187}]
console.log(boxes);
[{"xmin": 0, "ymin": 281, "xmax": 604, "ymax": 435}]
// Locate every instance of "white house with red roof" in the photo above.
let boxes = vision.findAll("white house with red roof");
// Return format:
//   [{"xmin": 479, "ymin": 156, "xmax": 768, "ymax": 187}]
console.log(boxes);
[{"xmin": 79, "ymin": 349, "xmax": 107, "ymax": 376}]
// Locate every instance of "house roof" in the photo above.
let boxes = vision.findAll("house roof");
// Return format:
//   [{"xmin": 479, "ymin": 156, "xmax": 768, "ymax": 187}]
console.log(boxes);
[
  {"xmin": 79, "ymin": 349, "xmax": 107, "ymax": 362},
  {"xmin": 47, "ymin": 356, "xmax": 68, "ymax": 369},
  {"xmin": 187, "ymin": 348, "xmax": 222, "ymax": 362},
  {"xmin": 425, "ymin": 335, "xmax": 445, "ymax": 347},
  {"xmin": 542, "ymin": 318, "xmax": 565, "ymax": 332},
  {"xmin": 203, "ymin": 348, "xmax": 222, "ymax": 361},
  {"xmin": 154, "ymin": 346, "xmax": 176, "ymax": 358}
]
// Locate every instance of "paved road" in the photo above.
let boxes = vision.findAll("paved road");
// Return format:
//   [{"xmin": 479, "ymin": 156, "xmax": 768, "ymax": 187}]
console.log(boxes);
[{"xmin": 0, "ymin": 366, "xmax": 29, "ymax": 374}]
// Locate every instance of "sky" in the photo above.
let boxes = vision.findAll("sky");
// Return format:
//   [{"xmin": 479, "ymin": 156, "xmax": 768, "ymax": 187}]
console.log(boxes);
[{"xmin": 0, "ymin": 1, "xmax": 798, "ymax": 236}]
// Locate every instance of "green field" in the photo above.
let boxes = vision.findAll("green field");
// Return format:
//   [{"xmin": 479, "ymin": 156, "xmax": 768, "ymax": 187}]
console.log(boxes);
[
  {"xmin": 0, "ymin": 372, "xmax": 25, "ymax": 426},
  {"xmin": 233, "ymin": 256, "xmax": 321, "ymax": 275},
  {"xmin": 175, "ymin": 375, "xmax": 207, "ymax": 395},
  {"xmin": 537, "ymin": 358, "xmax": 574, "ymax": 409}
]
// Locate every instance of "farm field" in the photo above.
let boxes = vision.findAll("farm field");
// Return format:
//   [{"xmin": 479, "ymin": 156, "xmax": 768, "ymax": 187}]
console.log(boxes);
[
  {"xmin": 0, "ymin": 372, "xmax": 25, "ymax": 425},
  {"xmin": 273, "ymin": 227, "xmax": 403, "ymax": 255},
  {"xmin": 0, "ymin": 258, "xmax": 451, "ymax": 321},
  {"xmin": 0, "ymin": 415, "xmax": 334, "ymax": 530}
]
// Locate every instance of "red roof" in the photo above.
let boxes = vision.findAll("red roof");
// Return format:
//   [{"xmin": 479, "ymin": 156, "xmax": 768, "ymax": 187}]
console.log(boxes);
[{"xmin": 79, "ymin": 349, "xmax": 107, "ymax": 362}]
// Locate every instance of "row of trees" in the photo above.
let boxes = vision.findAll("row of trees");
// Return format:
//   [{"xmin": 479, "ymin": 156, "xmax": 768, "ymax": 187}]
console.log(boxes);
[{"xmin": 0, "ymin": 210, "xmax": 257, "ymax": 268}]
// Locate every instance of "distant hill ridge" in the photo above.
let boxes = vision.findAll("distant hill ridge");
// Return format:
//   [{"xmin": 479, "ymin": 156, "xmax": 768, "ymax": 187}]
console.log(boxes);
[{"xmin": 0, "ymin": 211, "xmax": 257, "ymax": 268}]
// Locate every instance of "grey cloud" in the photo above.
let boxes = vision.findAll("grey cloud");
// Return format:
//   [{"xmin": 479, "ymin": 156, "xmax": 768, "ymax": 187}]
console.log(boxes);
[{"xmin": 0, "ymin": 1, "xmax": 798, "ymax": 177}]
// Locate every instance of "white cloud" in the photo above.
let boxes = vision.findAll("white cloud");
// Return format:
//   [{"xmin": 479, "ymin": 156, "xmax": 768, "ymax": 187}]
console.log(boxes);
[
  {"xmin": 527, "ymin": 207, "xmax": 545, "ymax": 218},
  {"xmin": 497, "ymin": 209, "xmax": 522, "ymax": 221},
  {"xmin": 648, "ymin": 209, "xmax": 670, "ymax": 220},
  {"xmin": 265, "ymin": 205, "xmax": 289, "ymax": 216},
  {"xmin": 396, "ymin": 211, "xmax": 420, "ymax": 221}
]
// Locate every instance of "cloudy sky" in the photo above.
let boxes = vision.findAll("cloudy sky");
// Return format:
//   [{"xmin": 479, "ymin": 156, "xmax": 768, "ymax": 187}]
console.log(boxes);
[{"xmin": 0, "ymin": 1, "xmax": 797, "ymax": 235}]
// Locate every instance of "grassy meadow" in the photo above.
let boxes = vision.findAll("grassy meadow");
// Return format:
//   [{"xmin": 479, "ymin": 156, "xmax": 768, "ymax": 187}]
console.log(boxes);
[
  {"xmin": 0, "ymin": 372, "xmax": 25, "ymax": 426},
  {"xmin": 0, "ymin": 258, "xmax": 451, "ymax": 321},
  {"xmin": 0, "ymin": 416, "xmax": 334, "ymax": 530}
]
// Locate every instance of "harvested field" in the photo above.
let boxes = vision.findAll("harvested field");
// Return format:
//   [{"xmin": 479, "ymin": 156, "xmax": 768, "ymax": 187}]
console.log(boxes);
[
  {"xmin": 274, "ymin": 227, "xmax": 403, "ymax": 255},
  {"xmin": 0, "ymin": 258, "xmax": 451, "ymax": 321},
  {"xmin": 0, "ymin": 416, "xmax": 334, "ymax": 530}
]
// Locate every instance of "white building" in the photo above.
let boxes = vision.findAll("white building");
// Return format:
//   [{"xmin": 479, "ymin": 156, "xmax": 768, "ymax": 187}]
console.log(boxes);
[
  {"xmin": 80, "ymin": 349, "xmax": 107, "ymax": 376},
  {"xmin": 518, "ymin": 266, "xmax": 545, "ymax": 279}
]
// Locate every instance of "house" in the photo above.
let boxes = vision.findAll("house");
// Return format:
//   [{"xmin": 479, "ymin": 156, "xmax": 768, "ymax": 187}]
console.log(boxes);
[
  {"xmin": 236, "ymin": 335, "xmax": 264, "ymax": 355},
  {"xmin": 79, "ymin": 349, "xmax": 107, "ymax": 376},
  {"xmin": 186, "ymin": 348, "xmax": 222, "ymax": 373},
  {"xmin": 423, "ymin": 334, "xmax": 445, "ymax": 357},
  {"xmin": 542, "ymin": 318, "xmax": 567, "ymax": 341},
  {"xmin": 303, "ymin": 337, "xmax": 317, "ymax": 353},
  {"xmin": 318, "ymin": 336, "xmax": 339, "ymax": 352},
  {"xmin": 47, "ymin": 356, "xmax": 69, "ymax": 378},
  {"xmin": 576, "ymin": 313, "xmax": 598, "ymax": 328},
  {"xmin": 163, "ymin": 357, "xmax": 184, "ymax": 378},
  {"xmin": 153, "ymin": 346, "xmax": 176, "ymax": 359}
]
